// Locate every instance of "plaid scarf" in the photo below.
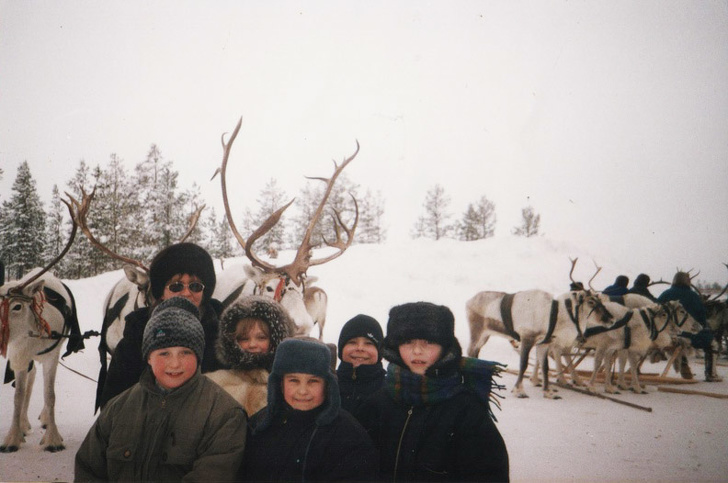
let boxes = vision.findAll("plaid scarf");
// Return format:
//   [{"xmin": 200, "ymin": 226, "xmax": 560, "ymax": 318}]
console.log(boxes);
[{"xmin": 385, "ymin": 357, "xmax": 505, "ymax": 419}]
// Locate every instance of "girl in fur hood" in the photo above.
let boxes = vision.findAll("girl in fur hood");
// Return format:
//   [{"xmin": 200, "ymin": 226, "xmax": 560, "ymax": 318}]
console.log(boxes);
[{"xmin": 206, "ymin": 295, "xmax": 296, "ymax": 416}]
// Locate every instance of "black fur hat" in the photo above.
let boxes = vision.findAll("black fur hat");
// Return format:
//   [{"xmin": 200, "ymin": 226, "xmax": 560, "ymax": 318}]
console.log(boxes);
[
  {"xmin": 614, "ymin": 275, "xmax": 629, "ymax": 288},
  {"xmin": 672, "ymin": 271, "xmax": 691, "ymax": 287},
  {"xmin": 216, "ymin": 295, "xmax": 295, "ymax": 371},
  {"xmin": 149, "ymin": 243, "xmax": 216, "ymax": 302},
  {"xmin": 337, "ymin": 314, "xmax": 383, "ymax": 361},
  {"xmin": 382, "ymin": 302, "xmax": 462, "ymax": 375}
]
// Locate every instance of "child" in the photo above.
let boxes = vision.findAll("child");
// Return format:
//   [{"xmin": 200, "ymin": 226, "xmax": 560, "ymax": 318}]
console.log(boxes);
[
  {"xmin": 241, "ymin": 337, "xmax": 379, "ymax": 482},
  {"xmin": 76, "ymin": 297, "xmax": 247, "ymax": 482},
  {"xmin": 206, "ymin": 295, "xmax": 296, "ymax": 416},
  {"xmin": 336, "ymin": 314, "xmax": 385, "ymax": 419},
  {"xmin": 358, "ymin": 301, "xmax": 509, "ymax": 482}
]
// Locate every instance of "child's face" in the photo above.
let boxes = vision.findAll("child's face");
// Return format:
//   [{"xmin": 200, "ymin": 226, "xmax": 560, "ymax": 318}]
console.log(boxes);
[
  {"xmin": 341, "ymin": 336, "xmax": 378, "ymax": 367},
  {"xmin": 162, "ymin": 273, "xmax": 204, "ymax": 308},
  {"xmin": 398, "ymin": 339, "xmax": 443, "ymax": 375},
  {"xmin": 282, "ymin": 373, "xmax": 326, "ymax": 411},
  {"xmin": 235, "ymin": 319, "xmax": 271, "ymax": 354},
  {"xmin": 148, "ymin": 346, "xmax": 198, "ymax": 390}
]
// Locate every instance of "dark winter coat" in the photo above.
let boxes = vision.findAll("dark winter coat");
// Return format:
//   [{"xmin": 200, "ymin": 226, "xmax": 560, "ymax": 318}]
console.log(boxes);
[
  {"xmin": 241, "ymin": 404, "xmax": 379, "ymax": 482},
  {"xmin": 336, "ymin": 360, "xmax": 385, "ymax": 421},
  {"xmin": 657, "ymin": 285, "xmax": 707, "ymax": 326},
  {"xmin": 358, "ymin": 362, "xmax": 509, "ymax": 482},
  {"xmin": 98, "ymin": 299, "xmax": 225, "ymax": 409},
  {"xmin": 628, "ymin": 285, "xmax": 657, "ymax": 301},
  {"xmin": 75, "ymin": 368, "xmax": 247, "ymax": 482}
]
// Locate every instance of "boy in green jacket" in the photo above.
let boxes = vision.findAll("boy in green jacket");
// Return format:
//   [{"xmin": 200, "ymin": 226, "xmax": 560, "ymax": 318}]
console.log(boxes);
[{"xmin": 75, "ymin": 296, "xmax": 247, "ymax": 482}]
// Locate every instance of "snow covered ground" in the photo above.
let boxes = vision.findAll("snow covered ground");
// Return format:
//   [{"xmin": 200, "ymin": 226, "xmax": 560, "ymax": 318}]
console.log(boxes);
[{"xmin": 1, "ymin": 236, "xmax": 726, "ymax": 482}]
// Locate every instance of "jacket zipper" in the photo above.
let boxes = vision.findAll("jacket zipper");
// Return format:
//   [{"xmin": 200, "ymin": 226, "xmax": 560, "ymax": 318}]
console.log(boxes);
[{"xmin": 393, "ymin": 407, "xmax": 413, "ymax": 483}]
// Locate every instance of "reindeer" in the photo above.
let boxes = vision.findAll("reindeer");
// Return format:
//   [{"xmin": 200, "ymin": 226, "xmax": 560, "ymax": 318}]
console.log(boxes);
[
  {"xmin": 466, "ymin": 279, "xmax": 613, "ymax": 398},
  {"xmin": 0, "ymin": 198, "xmax": 80, "ymax": 452},
  {"xmin": 212, "ymin": 117, "xmax": 359, "ymax": 340}
]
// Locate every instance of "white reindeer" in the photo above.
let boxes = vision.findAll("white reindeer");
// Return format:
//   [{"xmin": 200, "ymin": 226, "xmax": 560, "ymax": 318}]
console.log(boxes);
[
  {"xmin": 0, "ymin": 206, "xmax": 78, "ymax": 452},
  {"xmin": 211, "ymin": 117, "xmax": 359, "ymax": 341},
  {"xmin": 466, "ymin": 288, "xmax": 614, "ymax": 398}
]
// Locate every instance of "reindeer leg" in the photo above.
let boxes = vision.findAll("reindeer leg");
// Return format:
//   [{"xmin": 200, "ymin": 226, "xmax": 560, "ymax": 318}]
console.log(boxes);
[
  {"xmin": 588, "ymin": 347, "xmax": 605, "ymax": 392},
  {"xmin": 1, "ymin": 366, "xmax": 32, "ymax": 453},
  {"xmin": 540, "ymin": 345, "xmax": 561, "ymax": 399},
  {"xmin": 616, "ymin": 350, "xmax": 629, "ymax": 391},
  {"xmin": 530, "ymin": 345, "xmax": 543, "ymax": 387},
  {"xmin": 603, "ymin": 351, "xmax": 620, "ymax": 394},
  {"xmin": 512, "ymin": 338, "xmax": 534, "ymax": 398},
  {"xmin": 468, "ymin": 332, "xmax": 490, "ymax": 359},
  {"xmin": 38, "ymin": 359, "xmax": 64, "ymax": 452},
  {"xmin": 628, "ymin": 352, "xmax": 647, "ymax": 394}
]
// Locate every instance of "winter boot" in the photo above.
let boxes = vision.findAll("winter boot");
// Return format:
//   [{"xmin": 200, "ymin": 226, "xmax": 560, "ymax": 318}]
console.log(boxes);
[{"xmin": 704, "ymin": 349, "xmax": 723, "ymax": 383}]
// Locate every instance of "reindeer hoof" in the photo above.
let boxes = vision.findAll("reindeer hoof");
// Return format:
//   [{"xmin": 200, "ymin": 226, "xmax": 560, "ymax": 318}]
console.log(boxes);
[
  {"xmin": 544, "ymin": 392, "xmax": 562, "ymax": 400},
  {"xmin": 44, "ymin": 444, "xmax": 65, "ymax": 453},
  {"xmin": 0, "ymin": 445, "xmax": 19, "ymax": 453}
]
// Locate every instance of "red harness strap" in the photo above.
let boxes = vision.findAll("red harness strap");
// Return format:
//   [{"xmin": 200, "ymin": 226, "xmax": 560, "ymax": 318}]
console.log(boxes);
[
  {"xmin": 273, "ymin": 277, "xmax": 286, "ymax": 302},
  {"xmin": 0, "ymin": 298, "xmax": 10, "ymax": 358}
]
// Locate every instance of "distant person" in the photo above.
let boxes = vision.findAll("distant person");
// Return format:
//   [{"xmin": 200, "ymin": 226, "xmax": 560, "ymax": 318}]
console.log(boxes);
[
  {"xmin": 240, "ymin": 337, "xmax": 379, "ymax": 481},
  {"xmin": 358, "ymin": 302, "xmax": 509, "ymax": 482},
  {"xmin": 97, "ymin": 242, "xmax": 225, "ymax": 410},
  {"xmin": 336, "ymin": 314, "xmax": 386, "ymax": 420},
  {"xmin": 628, "ymin": 273, "xmax": 657, "ymax": 301},
  {"xmin": 75, "ymin": 297, "xmax": 247, "ymax": 481},
  {"xmin": 602, "ymin": 275, "xmax": 629, "ymax": 297},
  {"xmin": 658, "ymin": 271, "xmax": 723, "ymax": 382},
  {"xmin": 206, "ymin": 295, "xmax": 295, "ymax": 416}
]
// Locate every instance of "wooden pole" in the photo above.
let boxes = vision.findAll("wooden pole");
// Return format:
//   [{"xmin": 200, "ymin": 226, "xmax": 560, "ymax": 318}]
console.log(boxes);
[
  {"xmin": 554, "ymin": 382, "xmax": 653, "ymax": 412},
  {"xmin": 657, "ymin": 386, "xmax": 728, "ymax": 399}
]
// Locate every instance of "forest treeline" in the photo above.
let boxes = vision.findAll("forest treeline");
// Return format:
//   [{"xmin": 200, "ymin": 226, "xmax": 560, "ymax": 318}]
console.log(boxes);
[{"xmin": 0, "ymin": 148, "xmax": 540, "ymax": 280}]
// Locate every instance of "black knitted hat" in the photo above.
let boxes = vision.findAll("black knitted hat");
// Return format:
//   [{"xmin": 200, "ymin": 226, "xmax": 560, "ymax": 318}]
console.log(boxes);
[
  {"xmin": 142, "ymin": 297, "xmax": 204, "ymax": 363},
  {"xmin": 614, "ymin": 275, "xmax": 629, "ymax": 288},
  {"xmin": 216, "ymin": 295, "xmax": 296, "ymax": 370},
  {"xmin": 337, "ymin": 314, "xmax": 384, "ymax": 361},
  {"xmin": 257, "ymin": 338, "xmax": 341, "ymax": 431},
  {"xmin": 672, "ymin": 271, "xmax": 691, "ymax": 287},
  {"xmin": 149, "ymin": 242, "xmax": 216, "ymax": 302}
]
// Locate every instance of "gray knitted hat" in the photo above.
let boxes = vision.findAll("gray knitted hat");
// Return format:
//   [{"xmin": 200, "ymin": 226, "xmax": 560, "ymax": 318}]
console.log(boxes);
[{"xmin": 142, "ymin": 296, "xmax": 205, "ymax": 363}]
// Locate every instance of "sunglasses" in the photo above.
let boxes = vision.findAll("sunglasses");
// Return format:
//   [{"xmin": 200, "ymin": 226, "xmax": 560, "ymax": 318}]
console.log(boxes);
[{"xmin": 166, "ymin": 281, "xmax": 205, "ymax": 294}]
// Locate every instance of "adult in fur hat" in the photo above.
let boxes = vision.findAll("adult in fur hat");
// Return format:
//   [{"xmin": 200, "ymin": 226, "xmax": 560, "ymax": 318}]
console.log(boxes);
[
  {"xmin": 358, "ymin": 301, "xmax": 509, "ymax": 482},
  {"xmin": 206, "ymin": 295, "xmax": 296, "ymax": 416},
  {"xmin": 76, "ymin": 297, "xmax": 247, "ymax": 482},
  {"xmin": 336, "ymin": 314, "xmax": 385, "ymax": 420},
  {"xmin": 240, "ymin": 337, "xmax": 378, "ymax": 482},
  {"xmin": 658, "ymin": 271, "xmax": 722, "ymax": 382},
  {"xmin": 97, "ymin": 242, "xmax": 226, "ymax": 410}
]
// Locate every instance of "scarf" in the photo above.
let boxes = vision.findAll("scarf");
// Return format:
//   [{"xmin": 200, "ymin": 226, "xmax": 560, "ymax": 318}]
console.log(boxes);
[{"xmin": 385, "ymin": 357, "xmax": 505, "ymax": 419}]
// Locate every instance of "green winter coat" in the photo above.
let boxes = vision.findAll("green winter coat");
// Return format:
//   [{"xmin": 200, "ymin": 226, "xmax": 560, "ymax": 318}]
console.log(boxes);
[{"xmin": 75, "ymin": 367, "xmax": 247, "ymax": 482}]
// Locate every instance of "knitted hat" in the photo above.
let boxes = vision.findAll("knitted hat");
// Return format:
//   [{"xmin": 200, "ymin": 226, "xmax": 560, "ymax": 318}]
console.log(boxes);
[
  {"xmin": 258, "ymin": 338, "xmax": 341, "ymax": 431},
  {"xmin": 337, "ymin": 314, "xmax": 383, "ymax": 361},
  {"xmin": 216, "ymin": 295, "xmax": 296, "ymax": 370},
  {"xmin": 672, "ymin": 271, "xmax": 691, "ymax": 287},
  {"xmin": 149, "ymin": 243, "xmax": 216, "ymax": 302},
  {"xmin": 634, "ymin": 273, "xmax": 650, "ymax": 288},
  {"xmin": 382, "ymin": 302, "xmax": 462, "ymax": 375},
  {"xmin": 142, "ymin": 297, "xmax": 205, "ymax": 363}
]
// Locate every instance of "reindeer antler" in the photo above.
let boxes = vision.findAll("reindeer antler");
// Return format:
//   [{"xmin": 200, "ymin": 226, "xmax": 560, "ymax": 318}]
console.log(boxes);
[
  {"xmin": 11, "ymin": 196, "xmax": 78, "ymax": 293},
  {"xmin": 588, "ymin": 260, "xmax": 602, "ymax": 292},
  {"xmin": 179, "ymin": 204, "xmax": 206, "ymax": 243},
  {"xmin": 66, "ymin": 188, "xmax": 149, "ymax": 272}
]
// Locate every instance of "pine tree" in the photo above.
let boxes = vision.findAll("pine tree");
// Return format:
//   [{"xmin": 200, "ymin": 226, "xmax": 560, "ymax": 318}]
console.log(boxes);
[
  {"xmin": 0, "ymin": 161, "xmax": 46, "ymax": 278},
  {"xmin": 45, "ymin": 185, "xmax": 67, "ymax": 270},
  {"xmin": 512, "ymin": 205, "xmax": 541, "ymax": 237},
  {"xmin": 253, "ymin": 178, "xmax": 289, "ymax": 253},
  {"xmin": 458, "ymin": 195, "xmax": 496, "ymax": 241},
  {"xmin": 411, "ymin": 184, "xmax": 452, "ymax": 240},
  {"xmin": 357, "ymin": 188, "xmax": 387, "ymax": 244}
]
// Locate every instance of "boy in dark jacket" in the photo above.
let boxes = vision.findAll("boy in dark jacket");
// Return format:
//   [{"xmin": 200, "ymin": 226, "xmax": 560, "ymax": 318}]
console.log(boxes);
[
  {"xmin": 76, "ymin": 297, "xmax": 247, "ymax": 482},
  {"xmin": 336, "ymin": 314, "xmax": 386, "ymax": 420},
  {"xmin": 241, "ymin": 337, "xmax": 379, "ymax": 482},
  {"xmin": 359, "ymin": 301, "xmax": 509, "ymax": 482}
]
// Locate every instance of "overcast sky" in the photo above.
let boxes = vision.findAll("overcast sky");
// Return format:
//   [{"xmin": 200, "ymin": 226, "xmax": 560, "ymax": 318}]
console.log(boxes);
[{"xmin": 1, "ymin": 1, "xmax": 727, "ymax": 283}]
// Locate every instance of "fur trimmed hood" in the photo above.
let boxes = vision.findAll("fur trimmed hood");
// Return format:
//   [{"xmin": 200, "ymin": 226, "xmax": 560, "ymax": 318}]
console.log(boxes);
[{"xmin": 216, "ymin": 295, "xmax": 295, "ymax": 371}]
